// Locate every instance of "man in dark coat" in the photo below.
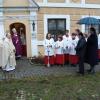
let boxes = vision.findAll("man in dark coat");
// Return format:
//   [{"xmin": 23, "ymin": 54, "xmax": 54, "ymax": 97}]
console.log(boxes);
[
  {"xmin": 76, "ymin": 32, "xmax": 86, "ymax": 75},
  {"xmin": 85, "ymin": 27, "xmax": 98, "ymax": 74}
]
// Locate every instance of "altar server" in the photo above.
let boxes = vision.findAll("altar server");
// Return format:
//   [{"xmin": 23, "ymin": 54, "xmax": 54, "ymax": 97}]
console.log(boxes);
[
  {"xmin": 44, "ymin": 33, "xmax": 55, "ymax": 67},
  {"xmin": 69, "ymin": 33, "xmax": 79, "ymax": 66},
  {"xmin": 55, "ymin": 36, "xmax": 64, "ymax": 66},
  {"xmin": 63, "ymin": 32, "xmax": 71, "ymax": 64}
]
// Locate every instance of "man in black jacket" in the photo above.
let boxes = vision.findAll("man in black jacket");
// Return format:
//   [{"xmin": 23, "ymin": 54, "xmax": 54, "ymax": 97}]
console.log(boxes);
[{"xmin": 76, "ymin": 32, "xmax": 86, "ymax": 75}]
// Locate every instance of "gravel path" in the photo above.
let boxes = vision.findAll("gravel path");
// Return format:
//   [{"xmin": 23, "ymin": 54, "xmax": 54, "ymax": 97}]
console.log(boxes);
[{"xmin": 0, "ymin": 58, "xmax": 100, "ymax": 80}]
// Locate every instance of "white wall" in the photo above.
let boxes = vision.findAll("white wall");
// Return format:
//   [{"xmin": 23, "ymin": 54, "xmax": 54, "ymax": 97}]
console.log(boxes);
[{"xmin": 30, "ymin": 12, "xmax": 38, "ymax": 56}]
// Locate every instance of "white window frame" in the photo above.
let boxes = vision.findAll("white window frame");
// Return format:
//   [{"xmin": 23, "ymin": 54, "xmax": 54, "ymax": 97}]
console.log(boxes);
[
  {"xmin": 81, "ymin": 0, "xmax": 85, "ymax": 4},
  {"xmin": 43, "ymin": 0, "xmax": 47, "ymax": 4},
  {"xmin": 44, "ymin": 14, "xmax": 70, "ymax": 39},
  {"xmin": 65, "ymin": 0, "xmax": 70, "ymax": 3},
  {"xmin": 38, "ymin": 0, "xmax": 100, "ymax": 9},
  {"xmin": 46, "ymin": 0, "xmax": 70, "ymax": 3},
  {"xmin": 81, "ymin": 15, "xmax": 100, "ymax": 33},
  {"xmin": 71, "ymin": 0, "xmax": 85, "ymax": 4},
  {"xmin": 45, "ymin": 0, "xmax": 85, "ymax": 4}
]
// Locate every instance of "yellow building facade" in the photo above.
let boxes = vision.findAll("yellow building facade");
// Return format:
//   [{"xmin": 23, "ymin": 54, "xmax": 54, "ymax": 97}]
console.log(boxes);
[{"xmin": 0, "ymin": 0, "xmax": 100, "ymax": 57}]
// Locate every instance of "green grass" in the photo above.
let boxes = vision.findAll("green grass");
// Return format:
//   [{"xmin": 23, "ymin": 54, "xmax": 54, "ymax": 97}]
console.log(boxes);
[{"xmin": 0, "ymin": 73, "xmax": 100, "ymax": 100}]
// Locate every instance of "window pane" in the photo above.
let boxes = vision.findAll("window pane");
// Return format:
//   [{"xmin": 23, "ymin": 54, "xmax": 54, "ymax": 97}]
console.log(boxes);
[
  {"xmin": 85, "ymin": 25, "xmax": 99, "ymax": 34},
  {"xmin": 48, "ymin": 19, "xmax": 66, "ymax": 34},
  {"xmin": 94, "ymin": 25, "xmax": 99, "ymax": 34},
  {"xmin": 57, "ymin": 20, "xmax": 65, "ymax": 31},
  {"xmin": 48, "ymin": 19, "xmax": 56, "ymax": 31}
]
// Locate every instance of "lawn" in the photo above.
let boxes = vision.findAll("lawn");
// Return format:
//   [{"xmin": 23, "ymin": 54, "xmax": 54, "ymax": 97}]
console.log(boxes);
[{"xmin": 0, "ymin": 73, "xmax": 100, "ymax": 100}]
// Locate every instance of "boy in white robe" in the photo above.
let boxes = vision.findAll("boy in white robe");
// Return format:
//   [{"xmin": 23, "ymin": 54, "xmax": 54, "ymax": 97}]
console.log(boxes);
[
  {"xmin": 69, "ymin": 33, "xmax": 79, "ymax": 67},
  {"xmin": 2, "ymin": 33, "xmax": 16, "ymax": 71},
  {"xmin": 63, "ymin": 33, "xmax": 71, "ymax": 65},
  {"xmin": 63, "ymin": 30, "xmax": 70, "ymax": 39},
  {"xmin": 44, "ymin": 33, "xmax": 55, "ymax": 67}
]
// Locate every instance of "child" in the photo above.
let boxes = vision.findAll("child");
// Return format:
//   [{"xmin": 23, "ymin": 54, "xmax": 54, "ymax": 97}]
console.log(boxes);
[
  {"xmin": 69, "ymin": 33, "xmax": 79, "ymax": 67},
  {"xmin": 55, "ymin": 35, "xmax": 64, "ymax": 66},
  {"xmin": 63, "ymin": 31, "xmax": 71, "ymax": 65},
  {"xmin": 63, "ymin": 30, "xmax": 70, "ymax": 40},
  {"xmin": 44, "ymin": 33, "xmax": 55, "ymax": 67}
]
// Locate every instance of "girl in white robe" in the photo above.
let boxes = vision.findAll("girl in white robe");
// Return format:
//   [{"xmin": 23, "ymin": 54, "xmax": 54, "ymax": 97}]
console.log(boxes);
[
  {"xmin": 2, "ymin": 33, "xmax": 16, "ymax": 71},
  {"xmin": 44, "ymin": 33, "xmax": 55, "ymax": 67},
  {"xmin": 55, "ymin": 36, "xmax": 64, "ymax": 66},
  {"xmin": 69, "ymin": 33, "xmax": 79, "ymax": 66}
]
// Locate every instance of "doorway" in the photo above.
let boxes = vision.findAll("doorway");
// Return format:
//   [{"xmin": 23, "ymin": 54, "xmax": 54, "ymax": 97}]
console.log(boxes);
[{"xmin": 10, "ymin": 22, "xmax": 27, "ymax": 57}]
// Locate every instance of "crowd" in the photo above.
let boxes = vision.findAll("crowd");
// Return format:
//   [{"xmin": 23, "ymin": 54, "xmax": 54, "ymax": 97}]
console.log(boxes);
[
  {"xmin": 0, "ymin": 27, "xmax": 99, "ymax": 76},
  {"xmin": 44, "ymin": 27, "xmax": 99, "ymax": 75}
]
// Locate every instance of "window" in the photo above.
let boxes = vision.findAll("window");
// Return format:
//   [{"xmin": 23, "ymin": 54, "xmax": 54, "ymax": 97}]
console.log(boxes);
[
  {"xmin": 85, "ymin": 25, "xmax": 100, "ymax": 34},
  {"xmin": 48, "ymin": 19, "xmax": 66, "ymax": 40}
]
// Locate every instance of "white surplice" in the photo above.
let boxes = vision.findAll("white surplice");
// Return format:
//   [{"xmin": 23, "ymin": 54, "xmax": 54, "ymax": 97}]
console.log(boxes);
[
  {"xmin": 44, "ymin": 38, "xmax": 55, "ymax": 56},
  {"xmin": 63, "ymin": 36, "xmax": 71, "ymax": 54},
  {"xmin": 55, "ymin": 40, "xmax": 64, "ymax": 54},
  {"xmin": 68, "ymin": 38, "xmax": 78, "ymax": 55}
]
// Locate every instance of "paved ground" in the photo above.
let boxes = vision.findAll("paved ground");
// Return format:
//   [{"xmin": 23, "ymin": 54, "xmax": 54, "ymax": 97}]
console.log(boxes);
[{"xmin": 0, "ymin": 58, "xmax": 100, "ymax": 80}]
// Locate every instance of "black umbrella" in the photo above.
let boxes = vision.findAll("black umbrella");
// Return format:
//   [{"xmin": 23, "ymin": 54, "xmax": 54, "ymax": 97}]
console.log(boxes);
[{"xmin": 77, "ymin": 17, "xmax": 100, "ymax": 25}]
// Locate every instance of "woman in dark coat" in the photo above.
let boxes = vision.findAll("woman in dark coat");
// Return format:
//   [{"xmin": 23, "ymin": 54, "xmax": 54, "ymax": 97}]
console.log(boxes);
[{"xmin": 85, "ymin": 27, "xmax": 98, "ymax": 74}]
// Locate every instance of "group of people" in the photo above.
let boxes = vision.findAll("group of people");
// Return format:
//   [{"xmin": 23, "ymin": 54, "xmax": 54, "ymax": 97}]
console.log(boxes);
[
  {"xmin": 0, "ymin": 28, "xmax": 24, "ymax": 72},
  {"xmin": 44, "ymin": 27, "xmax": 98, "ymax": 75},
  {"xmin": 0, "ymin": 27, "xmax": 99, "ymax": 75}
]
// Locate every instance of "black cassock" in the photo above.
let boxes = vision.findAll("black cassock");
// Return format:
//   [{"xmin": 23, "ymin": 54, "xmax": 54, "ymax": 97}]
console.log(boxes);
[{"xmin": 85, "ymin": 33, "xmax": 98, "ymax": 66}]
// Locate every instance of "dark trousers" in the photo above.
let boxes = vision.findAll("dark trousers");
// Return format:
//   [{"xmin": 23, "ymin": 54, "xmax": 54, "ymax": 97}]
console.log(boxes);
[{"xmin": 78, "ymin": 55, "xmax": 84, "ymax": 74}]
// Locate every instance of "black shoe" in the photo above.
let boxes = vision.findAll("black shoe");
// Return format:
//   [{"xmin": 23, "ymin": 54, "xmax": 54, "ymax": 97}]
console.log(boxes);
[
  {"xmin": 87, "ymin": 69, "xmax": 95, "ymax": 74},
  {"xmin": 87, "ymin": 69, "xmax": 91, "ymax": 73},
  {"xmin": 65, "ymin": 62, "xmax": 69, "ymax": 65},
  {"xmin": 51, "ymin": 64, "xmax": 54, "ymax": 67},
  {"xmin": 71, "ymin": 64, "xmax": 77, "ymax": 67}
]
